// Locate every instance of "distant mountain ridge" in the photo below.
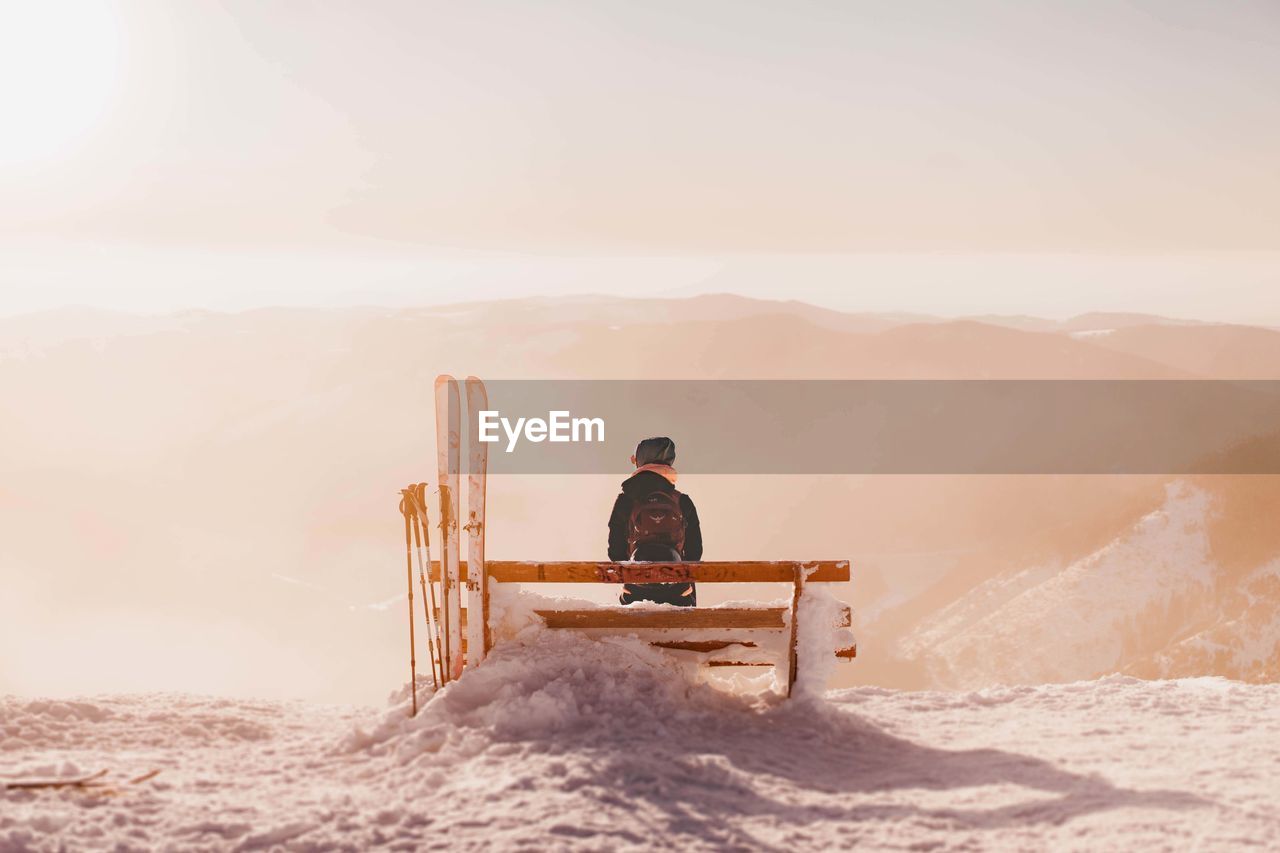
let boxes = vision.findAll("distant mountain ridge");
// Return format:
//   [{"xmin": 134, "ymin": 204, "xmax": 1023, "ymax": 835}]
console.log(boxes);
[
  {"xmin": 2, "ymin": 293, "xmax": 1279, "ymax": 698},
  {"xmin": 0, "ymin": 293, "xmax": 1240, "ymax": 347},
  {"xmin": 7, "ymin": 294, "xmax": 1277, "ymax": 379}
]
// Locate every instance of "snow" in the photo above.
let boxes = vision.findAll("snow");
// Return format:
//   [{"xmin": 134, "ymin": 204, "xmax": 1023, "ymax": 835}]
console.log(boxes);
[
  {"xmin": 793, "ymin": 579, "xmax": 856, "ymax": 698},
  {"xmin": 1068, "ymin": 328, "xmax": 1117, "ymax": 339},
  {"xmin": 5, "ymin": 630, "xmax": 1279, "ymax": 851},
  {"xmin": 487, "ymin": 584, "xmax": 808, "ymax": 674},
  {"xmin": 1147, "ymin": 558, "xmax": 1280, "ymax": 681},
  {"xmin": 903, "ymin": 482, "xmax": 1218, "ymax": 687}
]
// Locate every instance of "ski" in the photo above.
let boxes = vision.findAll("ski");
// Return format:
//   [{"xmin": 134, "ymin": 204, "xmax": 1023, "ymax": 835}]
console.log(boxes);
[
  {"xmin": 4, "ymin": 768, "xmax": 163, "ymax": 795},
  {"xmin": 464, "ymin": 376, "xmax": 490, "ymax": 664},
  {"xmin": 434, "ymin": 375, "xmax": 464, "ymax": 682},
  {"xmin": 5, "ymin": 769, "xmax": 109, "ymax": 790}
]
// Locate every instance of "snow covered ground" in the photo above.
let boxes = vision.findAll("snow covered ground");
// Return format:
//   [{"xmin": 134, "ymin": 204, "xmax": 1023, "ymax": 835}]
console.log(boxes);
[{"xmin": 4, "ymin": 630, "xmax": 1279, "ymax": 851}]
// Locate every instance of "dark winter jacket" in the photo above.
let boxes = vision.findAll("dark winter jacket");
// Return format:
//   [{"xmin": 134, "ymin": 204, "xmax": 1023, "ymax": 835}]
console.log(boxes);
[
  {"xmin": 607, "ymin": 469, "xmax": 703, "ymax": 562},
  {"xmin": 608, "ymin": 468, "xmax": 703, "ymax": 606}
]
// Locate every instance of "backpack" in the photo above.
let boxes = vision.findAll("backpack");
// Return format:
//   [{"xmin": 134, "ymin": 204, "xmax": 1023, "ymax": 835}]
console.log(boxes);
[{"xmin": 627, "ymin": 488, "xmax": 686, "ymax": 558}]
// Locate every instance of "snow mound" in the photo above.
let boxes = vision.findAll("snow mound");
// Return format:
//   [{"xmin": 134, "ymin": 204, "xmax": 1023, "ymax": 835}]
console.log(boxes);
[
  {"xmin": 346, "ymin": 629, "xmax": 752, "ymax": 756},
  {"xmin": 5, "ymin": 635, "xmax": 1280, "ymax": 850},
  {"xmin": 348, "ymin": 580, "xmax": 855, "ymax": 756}
]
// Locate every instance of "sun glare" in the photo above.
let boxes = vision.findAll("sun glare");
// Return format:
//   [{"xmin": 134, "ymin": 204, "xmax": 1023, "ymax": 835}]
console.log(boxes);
[{"xmin": 0, "ymin": 0, "xmax": 122, "ymax": 168}]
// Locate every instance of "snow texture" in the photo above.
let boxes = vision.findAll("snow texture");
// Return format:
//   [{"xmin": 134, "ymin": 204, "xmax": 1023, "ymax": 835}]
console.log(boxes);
[
  {"xmin": 903, "ymin": 482, "xmax": 1219, "ymax": 687},
  {"xmin": 4, "ymin": 629, "xmax": 1278, "ymax": 851}
]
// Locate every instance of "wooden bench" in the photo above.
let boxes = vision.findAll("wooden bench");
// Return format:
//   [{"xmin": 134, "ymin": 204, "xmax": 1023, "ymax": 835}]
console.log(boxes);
[
  {"xmin": 431, "ymin": 559, "xmax": 855, "ymax": 697},
  {"xmin": 405, "ymin": 375, "xmax": 854, "ymax": 706}
]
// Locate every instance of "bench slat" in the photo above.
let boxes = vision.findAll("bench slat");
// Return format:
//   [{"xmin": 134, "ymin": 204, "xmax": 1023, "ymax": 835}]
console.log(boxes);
[
  {"xmin": 535, "ymin": 607, "xmax": 787, "ymax": 629},
  {"xmin": 533, "ymin": 605, "xmax": 851, "ymax": 630},
  {"xmin": 651, "ymin": 640, "xmax": 758, "ymax": 652},
  {"xmin": 444, "ymin": 605, "xmax": 850, "ymax": 632},
  {"xmin": 707, "ymin": 660, "xmax": 773, "ymax": 667},
  {"xmin": 431, "ymin": 560, "xmax": 849, "ymax": 584},
  {"xmin": 458, "ymin": 640, "xmax": 855, "ymax": 661}
]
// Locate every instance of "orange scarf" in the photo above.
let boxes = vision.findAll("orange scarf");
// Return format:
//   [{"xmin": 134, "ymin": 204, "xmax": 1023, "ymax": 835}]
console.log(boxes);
[{"xmin": 633, "ymin": 463, "xmax": 678, "ymax": 485}]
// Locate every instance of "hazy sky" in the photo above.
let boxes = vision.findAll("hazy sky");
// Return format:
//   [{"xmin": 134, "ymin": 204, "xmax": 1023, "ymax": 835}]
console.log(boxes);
[{"xmin": 2, "ymin": 1, "xmax": 1278, "ymax": 319}]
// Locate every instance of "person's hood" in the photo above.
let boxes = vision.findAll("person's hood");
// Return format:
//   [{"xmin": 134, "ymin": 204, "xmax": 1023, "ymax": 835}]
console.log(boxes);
[{"xmin": 621, "ymin": 465, "xmax": 678, "ymax": 498}]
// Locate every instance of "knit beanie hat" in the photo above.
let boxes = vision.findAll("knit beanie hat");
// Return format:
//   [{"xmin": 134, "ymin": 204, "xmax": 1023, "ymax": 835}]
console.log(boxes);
[{"xmin": 634, "ymin": 436, "xmax": 676, "ymax": 467}]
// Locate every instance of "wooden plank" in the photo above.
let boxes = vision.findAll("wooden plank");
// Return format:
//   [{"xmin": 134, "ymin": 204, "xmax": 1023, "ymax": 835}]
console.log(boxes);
[
  {"xmin": 455, "ymin": 630, "xmax": 844, "ymax": 655},
  {"xmin": 431, "ymin": 560, "xmax": 849, "ymax": 584},
  {"xmin": 707, "ymin": 661, "xmax": 773, "ymax": 667},
  {"xmin": 705, "ymin": 655, "xmax": 855, "ymax": 667},
  {"xmin": 786, "ymin": 567, "xmax": 802, "ymax": 697},
  {"xmin": 656, "ymin": 641, "xmax": 854, "ymax": 660},
  {"xmin": 535, "ymin": 607, "xmax": 788, "ymax": 630},
  {"xmin": 530, "ymin": 605, "xmax": 849, "ymax": 631},
  {"xmin": 651, "ymin": 640, "xmax": 758, "ymax": 652}
]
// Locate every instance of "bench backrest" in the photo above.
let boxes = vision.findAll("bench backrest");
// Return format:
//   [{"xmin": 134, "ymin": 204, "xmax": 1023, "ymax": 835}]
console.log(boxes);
[{"xmin": 431, "ymin": 560, "xmax": 849, "ymax": 584}]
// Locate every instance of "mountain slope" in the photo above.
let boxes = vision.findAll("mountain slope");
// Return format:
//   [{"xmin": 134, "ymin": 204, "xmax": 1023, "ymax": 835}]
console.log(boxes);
[
  {"xmin": 900, "ymin": 481, "xmax": 1280, "ymax": 688},
  {"xmin": 1086, "ymin": 323, "xmax": 1280, "ymax": 378}
]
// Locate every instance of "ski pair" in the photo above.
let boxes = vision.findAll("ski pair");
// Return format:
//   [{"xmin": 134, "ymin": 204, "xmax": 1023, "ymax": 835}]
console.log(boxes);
[{"xmin": 434, "ymin": 375, "xmax": 490, "ymax": 686}]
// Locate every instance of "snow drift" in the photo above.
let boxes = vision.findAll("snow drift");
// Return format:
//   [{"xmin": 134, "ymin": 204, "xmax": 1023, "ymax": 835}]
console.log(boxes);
[{"xmin": 5, "ymin": 628, "xmax": 1278, "ymax": 850}]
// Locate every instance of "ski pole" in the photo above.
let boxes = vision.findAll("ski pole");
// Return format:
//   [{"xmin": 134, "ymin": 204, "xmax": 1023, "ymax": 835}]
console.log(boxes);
[
  {"xmin": 417, "ymin": 482, "xmax": 445, "ymax": 689},
  {"xmin": 435, "ymin": 483, "xmax": 456, "ymax": 685},
  {"xmin": 417, "ymin": 481, "xmax": 448, "ymax": 686},
  {"xmin": 412, "ymin": 483, "xmax": 445, "ymax": 688},
  {"xmin": 399, "ymin": 490, "xmax": 419, "ymax": 717}
]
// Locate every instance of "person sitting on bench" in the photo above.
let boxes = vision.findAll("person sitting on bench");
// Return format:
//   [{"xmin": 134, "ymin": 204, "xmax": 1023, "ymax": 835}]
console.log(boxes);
[{"xmin": 607, "ymin": 436, "xmax": 703, "ymax": 606}]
